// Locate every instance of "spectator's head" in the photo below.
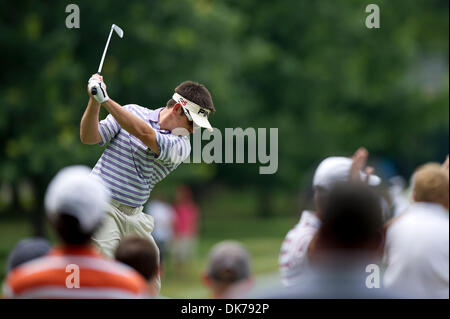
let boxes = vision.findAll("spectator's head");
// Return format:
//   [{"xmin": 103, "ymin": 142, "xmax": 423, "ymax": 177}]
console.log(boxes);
[
  {"xmin": 203, "ymin": 241, "xmax": 252, "ymax": 298},
  {"xmin": 311, "ymin": 183, "xmax": 384, "ymax": 261},
  {"xmin": 312, "ymin": 156, "xmax": 381, "ymax": 217},
  {"xmin": 412, "ymin": 163, "xmax": 449, "ymax": 209},
  {"xmin": 115, "ymin": 236, "xmax": 159, "ymax": 282},
  {"xmin": 6, "ymin": 238, "xmax": 51, "ymax": 272},
  {"xmin": 45, "ymin": 166, "xmax": 110, "ymax": 246}
]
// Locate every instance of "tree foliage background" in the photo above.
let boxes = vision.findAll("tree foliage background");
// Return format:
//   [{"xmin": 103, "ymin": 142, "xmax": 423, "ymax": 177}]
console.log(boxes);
[{"xmin": 0, "ymin": 0, "xmax": 448, "ymax": 232}]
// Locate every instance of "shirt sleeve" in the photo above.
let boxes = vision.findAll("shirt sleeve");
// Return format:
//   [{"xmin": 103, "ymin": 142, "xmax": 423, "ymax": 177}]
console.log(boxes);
[
  {"xmin": 97, "ymin": 105, "xmax": 135, "ymax": 146},
  {"xmin": 98, "ymin": 113, "xmax": 121, "ymax": 146},
  {"xmin": 155, "ymin": 132, "xmax": 191, "ymax": 166}
]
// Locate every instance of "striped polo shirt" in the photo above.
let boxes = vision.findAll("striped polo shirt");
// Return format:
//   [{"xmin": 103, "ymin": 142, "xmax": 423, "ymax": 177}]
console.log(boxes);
[
  {"xmin": 3, "ymin": 246, "xmax": 149, "ymax": 298},
  {"xmin": 92, "ymin": 105, "xmax": 191, "ymax": 207}
]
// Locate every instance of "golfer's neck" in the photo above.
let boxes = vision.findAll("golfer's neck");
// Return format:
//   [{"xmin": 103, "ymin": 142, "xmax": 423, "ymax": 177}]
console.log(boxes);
[{"xmin": 158, "ymin": 107, "xmax": 171, "ymax": 131}]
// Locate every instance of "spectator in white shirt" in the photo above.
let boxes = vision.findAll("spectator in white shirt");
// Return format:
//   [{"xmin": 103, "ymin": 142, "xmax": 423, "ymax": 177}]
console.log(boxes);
[
  {"xmin": 384, "ymin": 161, "xmax": 449, "ymax": 298},
  {"xmin": 279, "ymin": 147, "xmax": 381, "ymax": 286},
  {"xmin": 144, "ymin": 198, "xmax": 175, "ymax": 269},
  {"xmin": 388, "ymin": 176, "xmax": 411, "ymax": 217}
]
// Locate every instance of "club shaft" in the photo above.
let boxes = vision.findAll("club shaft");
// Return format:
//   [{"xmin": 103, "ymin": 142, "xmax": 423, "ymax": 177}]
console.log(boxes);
[{"xmin": 97, "ymin": 27, "xmax": 114, "ymax": 73}]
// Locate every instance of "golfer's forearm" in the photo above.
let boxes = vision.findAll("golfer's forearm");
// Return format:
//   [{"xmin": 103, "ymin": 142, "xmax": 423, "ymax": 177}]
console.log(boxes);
[
  {"xmin": 80, "ymin": 98, "xmax": 102, "ymax": 144},
  {"xmin": 103, "ymin": 99, "xmax": 160, "ymax": 154}
]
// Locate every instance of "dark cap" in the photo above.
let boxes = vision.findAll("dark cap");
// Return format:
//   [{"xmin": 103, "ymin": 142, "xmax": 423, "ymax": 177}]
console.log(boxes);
[
  {"xmin": 7, "ymin": 237, "xmax": 52, "ymax": 272},
  {"xmin": 206, "ymin": 241, "xmax": 251, "ymax": 284}
]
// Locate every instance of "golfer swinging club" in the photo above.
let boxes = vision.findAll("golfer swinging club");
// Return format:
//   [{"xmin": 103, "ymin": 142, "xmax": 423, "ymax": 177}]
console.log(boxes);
[{"xmin": 80, "ymin": 73, "xmax": 215, "ymax": 294}]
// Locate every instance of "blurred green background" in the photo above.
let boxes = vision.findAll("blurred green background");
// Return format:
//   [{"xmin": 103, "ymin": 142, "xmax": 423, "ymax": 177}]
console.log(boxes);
[{"xmin": 0, "ymin": 0, "xmax": 448, "ymax": 298}]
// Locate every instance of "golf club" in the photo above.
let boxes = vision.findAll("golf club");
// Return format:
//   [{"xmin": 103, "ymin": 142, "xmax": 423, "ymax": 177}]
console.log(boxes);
[{"xmin": 91, "ymin": 24, "xmax": 124, "ymax": 95}]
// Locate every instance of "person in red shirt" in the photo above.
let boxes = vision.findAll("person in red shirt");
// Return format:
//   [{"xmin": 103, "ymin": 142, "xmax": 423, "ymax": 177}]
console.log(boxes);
[{"xmin": 172, "ymin": 186, "xmax": 199, "ymax": 272}]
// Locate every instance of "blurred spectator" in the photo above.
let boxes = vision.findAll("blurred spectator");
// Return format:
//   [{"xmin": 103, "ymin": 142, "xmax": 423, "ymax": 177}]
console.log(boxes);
[
  {"xmin": 388, "ymin": 176, "xmax": 411, "ymax": 217},
  {"xmin": 172, "ymin": 186, "xmax": 199, "ymax": 271},
  {"xmin": 115, "ymin": 236, "xmax": 160, "ymax": 297},
  {"xmin": 144, "ymin": 197, "xmax": 175, "ymax": 269},
  {"xmin": 384, "ymin": 162, "xmax": 449, "ymax": 298},
  {"xmin": 3, "ymin": 166, "xmax": 149, "ymax": 299},
  {"xmin": 266, "ymin": 183, "xmax": 394, "ymax": 298},
  {"xmin": 6, "ymin": 238, "xmax": 51, "ymax": 273},
  {"xmin": 279, "ymin": 147, "xmax": 381, "ymax": 286},
  {"xmin": 203, "ymin": 241, "xmax": 253, "ymax": 298}
]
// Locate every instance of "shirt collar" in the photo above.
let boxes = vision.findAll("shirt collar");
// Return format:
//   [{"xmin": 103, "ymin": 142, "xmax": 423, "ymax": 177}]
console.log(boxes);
[
  {"xmin": 148, "ymin": 107, "xmax": 163, "ymax": 123},
  {"xmin": 148, "ymin": 107, "xmax": 171, "ymax": 134},
  {"xmin": 49, "ymin": 245, "xmax": 101, "ymax": 257}
]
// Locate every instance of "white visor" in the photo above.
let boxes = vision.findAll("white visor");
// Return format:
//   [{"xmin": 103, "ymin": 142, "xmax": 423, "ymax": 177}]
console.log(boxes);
[{"xmin": 173, "ymin": 93, "xmax": 213, "ymax": 132}]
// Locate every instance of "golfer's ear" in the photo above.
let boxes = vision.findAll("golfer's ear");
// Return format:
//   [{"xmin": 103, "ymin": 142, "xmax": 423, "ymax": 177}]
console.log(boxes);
[{"xmin": 172, "ymin": 103, "xmax": 182, "ymax": 113}]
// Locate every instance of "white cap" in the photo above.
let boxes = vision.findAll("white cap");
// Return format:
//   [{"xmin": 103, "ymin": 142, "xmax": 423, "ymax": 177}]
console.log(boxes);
[
  {"xmin": 45, "ymin": 166, "xmax": 110, "ymax": 233},
  {"xmin": 313, "ymin": 157, "xmax": 381, "ymax": 190},
  {"xmin": 173, "ymin": 93, "xmax": 213, "ymax": 132}
]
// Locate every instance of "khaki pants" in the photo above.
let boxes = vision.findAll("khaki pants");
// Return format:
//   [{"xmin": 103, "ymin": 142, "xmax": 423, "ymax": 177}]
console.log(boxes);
[{"xmin": 92, "ymin": 198, "xmax": 161, "ymax": 295}]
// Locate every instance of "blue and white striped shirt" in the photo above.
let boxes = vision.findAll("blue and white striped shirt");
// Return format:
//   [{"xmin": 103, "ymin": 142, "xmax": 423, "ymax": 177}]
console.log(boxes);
[{"xmin": 92, "ymin": 105, "xmax": 191, "ymax": 207}]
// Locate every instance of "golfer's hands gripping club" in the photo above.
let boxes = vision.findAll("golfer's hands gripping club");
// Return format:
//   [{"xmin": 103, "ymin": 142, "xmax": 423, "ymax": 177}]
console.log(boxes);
[{"xmin": 88, "ymin": 74, "xmax": 109, "ymax": 104}]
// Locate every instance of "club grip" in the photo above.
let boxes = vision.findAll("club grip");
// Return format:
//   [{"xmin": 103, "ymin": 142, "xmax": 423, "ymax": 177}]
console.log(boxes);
[{"xmin": 90, "ymin": 72, "xmax": 102, "ymax": 95}]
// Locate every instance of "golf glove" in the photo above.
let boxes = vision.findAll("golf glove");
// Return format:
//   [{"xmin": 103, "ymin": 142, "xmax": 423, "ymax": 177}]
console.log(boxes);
[{"xmin": 88, "ymin": 77, "xmax": 109, "ymax": 103}]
